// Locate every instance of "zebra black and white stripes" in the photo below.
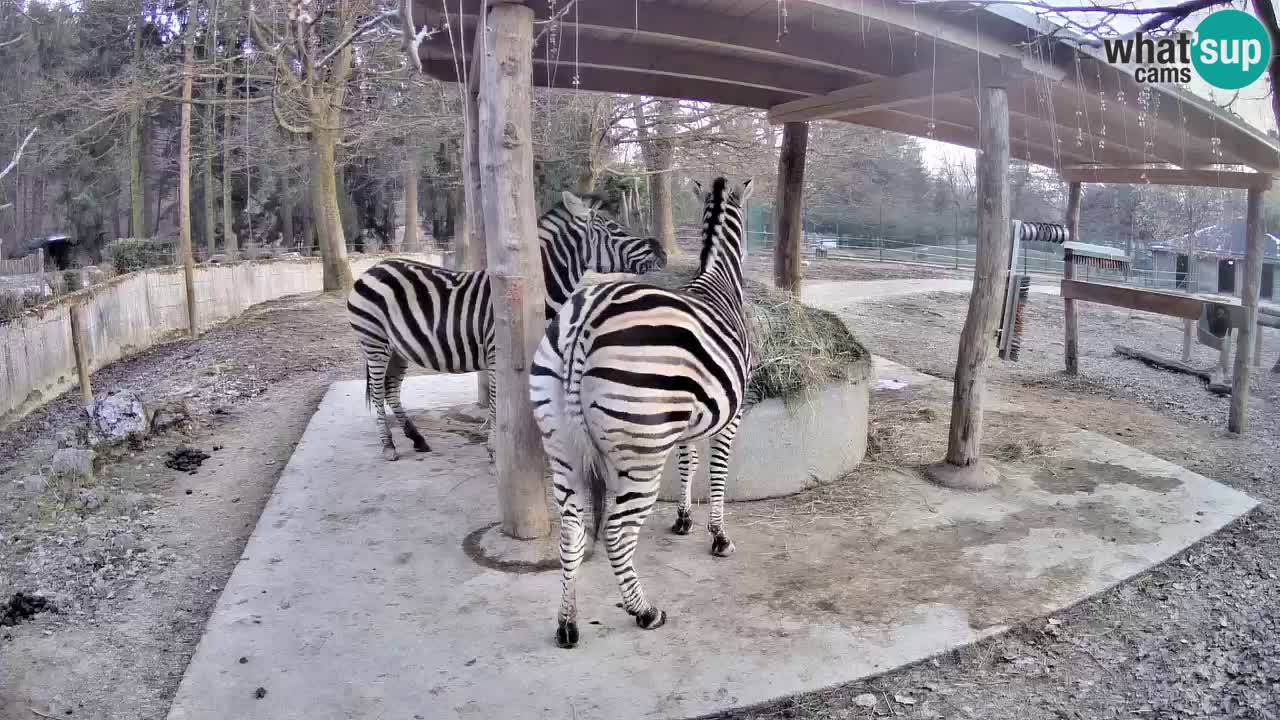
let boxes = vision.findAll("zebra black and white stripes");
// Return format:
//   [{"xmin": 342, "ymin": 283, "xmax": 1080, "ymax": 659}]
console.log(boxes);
[
  {"xmin": 529, "ymin": 176, "xmax": 754, "ymax": 648},
  {"xmin": 347, "ymin": 191, "xmax": 665, "ymax": 460}
]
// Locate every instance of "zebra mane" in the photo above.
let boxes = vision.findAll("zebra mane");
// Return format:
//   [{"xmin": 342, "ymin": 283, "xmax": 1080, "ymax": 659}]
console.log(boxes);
[{"xmin": 698, "ymin": 177, "xmax": 732, "ymax": 274}]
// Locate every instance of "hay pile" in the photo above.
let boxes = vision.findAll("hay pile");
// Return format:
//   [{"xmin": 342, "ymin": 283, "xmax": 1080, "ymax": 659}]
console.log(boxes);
[{"xmin": 633, "ymin": 260, "xmax": 866, "ymax": 402}]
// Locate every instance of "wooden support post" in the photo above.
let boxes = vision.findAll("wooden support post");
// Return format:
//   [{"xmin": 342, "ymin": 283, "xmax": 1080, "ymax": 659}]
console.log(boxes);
[
  {"xmin": 927, "ymin": 85, "xmax": 1010, "ymax": 491},
  {"xmin": 1063, "ymin": 181, "xmax": 1082, "ymax": 374},
  {"xmin": 1182, "ymin": 318, "xmax": 1193, "ymax": 363},
  {"xmin": 479, "ymin": 1, "xmax": 550, "ymax": 539},
  {"xmin": 68, "ymin": 304, "xmax": 93, "ymax": 404},
  {"xmin": 461, "ymin": 20, "xmax": 490, "ymax": 408},
  {"xmin": 773, "ymin": 121, "xmax": 808, "ymax": 295},
  {"xmin": 178, "ymin": 33, "xmax": 197, "ymax": 338},
  {"xmin": 1229, "ymin": 186, "xmax": 1265, "ymax": 433},
  {"xmin": 1254, "ymin": 324, "xmax": 1263, "ymax": 368}
]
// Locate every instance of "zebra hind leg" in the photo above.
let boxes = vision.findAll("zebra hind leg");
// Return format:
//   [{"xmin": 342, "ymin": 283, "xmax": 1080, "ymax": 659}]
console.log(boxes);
[
  {"xmin": 603, "ymin": 467, "xmax": 666, "ymax": 630},
  {"xmin": 386, "ymin": 352, "xmax": 430, "ymax": 453},
  {"xmin": 671, "ymin": 444, "xmax": 697, "ymax": 535},
  {"xmin": 553, "ymin": 477, "xmax": 588, "ymax": 648},
  {"xmin": 362, "ymin": 344, "xmax": 398, "ymax": 461},
  {"xmin": 706, "ymin": 413, "xmax": 743, "ymax": 557}
]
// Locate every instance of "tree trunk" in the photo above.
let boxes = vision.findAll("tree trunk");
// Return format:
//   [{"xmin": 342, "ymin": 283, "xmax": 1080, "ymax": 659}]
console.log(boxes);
[
  {"xmin": 633, "ymin": 96, "xmax": 678, "ymax": 253},
  {"xmin": 928, "ymin": 85, "xmax": 1010, "ymax": 490},
  {"xmin": 222, "ymin": 53, "xmax": 238, "ymax": 259},
  {"xmin": 773, "ymin": 121, "xmax": 808, "ymax": 294},
  {"xmin": 128, "ymin": 0, "xmax": 145, "ymax": 238},
  {"xmin": 178, "ymin": 36, "xmax": 198, "ymax": 338},
  {"xmin": 479, "ymin": 1, "xmax": 549, "ymax": 540},
  {"xmin": 309, "ymin": 128, "xmax": 353, "ymax": 292},
  {"xmin": 301, "ymin": 184, "xmax": 314, "ymax": 256},
  {"xmin": 401, "ymin": 149, "xmax": 418, "ymax": 251},
  {"xmin": 279, "ymin": 177, "xmax": 294, "ymax": 250},
  {"xmin": 203, "ymin": 108, "xmax": 217, "ymax": 256},
  {"xmin": 1230, "ymin": 186, "xmax": 1265, "ymax": 433}
]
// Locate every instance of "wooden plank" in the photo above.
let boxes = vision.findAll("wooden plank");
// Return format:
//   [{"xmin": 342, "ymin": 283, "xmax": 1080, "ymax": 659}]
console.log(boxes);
[
  {"xmin": 1060, "ymin": 166, "xmax": 1274, "ymax": 191},
  {"xmin": 773, "ymin": 122, "xmax": 808, "ymax": 294},
  {"xmin": 479, "ymin": 1, "xmax": 550, "ymax": 539},
  {"xmin": 943, "ymin": 86, "xmax": 1010, "ymax": 470},
  {"xmin": 1182, "ymin": 318, "xmax": 1194, "ymax": 362},
  {"xmin": 767, "ymin": 58, "xmax": 1024, "ymax": 124},
  {"xmin": 1063, "ymin": 181, "xmax": 1082, "ymax": 374},
  {"xmin": 1114, "ymin": 345, "xmax": 1213, "ymax": 383},
  {"xmin": 1060, "ymin": 279, "xmax": 1204, "ymax": 319},
  {"xmin": 1230, "ymin": 186, "xmax": 1265, "ymax": 433},
  {"xmin": 68, "ymin": 304, "xmax": 93, "ymax": 404}
]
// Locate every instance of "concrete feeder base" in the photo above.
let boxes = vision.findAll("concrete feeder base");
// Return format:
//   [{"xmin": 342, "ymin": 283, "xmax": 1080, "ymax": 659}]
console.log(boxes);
[{"xmin": 658, "ymin": 357, "xmax": 872, "ymax": 502}]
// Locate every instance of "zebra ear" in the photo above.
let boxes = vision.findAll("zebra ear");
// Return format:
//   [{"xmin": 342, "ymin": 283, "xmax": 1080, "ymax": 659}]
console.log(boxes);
[
  {"xmin": 736, "ymin": 178, "xmax": 754, "ymax": 203},
  {"xmin": 562, "ymin": 191, "xmax": 591, "ymax": 218},
  {"xmin": 691, "ymin": 180, "xmax": 704, "ymax": 201}
]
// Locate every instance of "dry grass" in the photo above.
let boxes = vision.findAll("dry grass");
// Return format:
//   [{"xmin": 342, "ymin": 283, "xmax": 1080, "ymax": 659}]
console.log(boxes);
[{"xmin": 642, "ymin": 260, "xmax": 867, "ymax": 402}]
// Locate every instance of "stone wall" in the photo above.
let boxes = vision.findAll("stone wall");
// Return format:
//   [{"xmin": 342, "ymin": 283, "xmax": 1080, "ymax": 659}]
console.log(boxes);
[{"xmin": 0, "ymin": 254, "xmax": 439, "ymax": 422}]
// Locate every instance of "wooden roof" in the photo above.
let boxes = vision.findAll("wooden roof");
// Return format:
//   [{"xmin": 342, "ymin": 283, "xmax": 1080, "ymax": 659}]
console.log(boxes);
[{"xmin": 405, "ymin": 0, "xmax": 1280, "ymax": 176}]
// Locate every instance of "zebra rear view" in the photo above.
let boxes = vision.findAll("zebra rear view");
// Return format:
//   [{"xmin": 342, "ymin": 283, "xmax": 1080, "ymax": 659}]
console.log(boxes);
[
  {"xmin": 530, "ymin": 177, "xmax": 754, "ymax": 648},
  {"xmin": 347, "ymin": 191, "xmax": 665, "ymax": 461}
]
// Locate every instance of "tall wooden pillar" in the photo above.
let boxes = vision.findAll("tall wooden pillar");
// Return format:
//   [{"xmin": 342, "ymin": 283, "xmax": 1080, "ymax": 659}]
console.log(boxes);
[
  {"xmin": 773, "ymin": 121, "xmax": 808, "ymax": 295},
  {"xmin": 461, "ymin": 19, "xmax": 490, "ymax": 407},
  {"xmin": 1229, "ymin": 184, "xmax": 1266, "ymax": 434},
  {"xmin": 479, "ymin": 1, "xmax": 550, "ymax": 539},
  {"xmin": 1062, "ymin": 181, "xmax": 1082, "ymax": 374},
  {"xmin": 926, "ymin": 85, "xmax": 1010, "ymax": 490}
]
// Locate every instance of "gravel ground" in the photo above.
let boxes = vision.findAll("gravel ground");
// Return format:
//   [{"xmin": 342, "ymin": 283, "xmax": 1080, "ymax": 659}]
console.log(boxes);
[
  {"xmin": 713, "ymin": 286, "xmax": 1280, "ymax": 720},
  {"xmin": 3, "ymin": 264, "xmax": 1278, "ymax": 719}
]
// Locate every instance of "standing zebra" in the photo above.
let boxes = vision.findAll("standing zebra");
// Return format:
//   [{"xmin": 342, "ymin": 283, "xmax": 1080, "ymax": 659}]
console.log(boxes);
[
  {"xmin": 530, "ymin": 177, "xmax": 753, "ymax": 648},
  {"xmin": 348, "ymin": 191, "xmax": 665, "ymax": 460}
]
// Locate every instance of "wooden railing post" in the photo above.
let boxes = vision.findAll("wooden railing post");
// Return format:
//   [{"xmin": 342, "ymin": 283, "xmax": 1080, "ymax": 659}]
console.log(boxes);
[
  {"xmin": 926, "ymin": 84, "xmax": 1010, "ymax": 491},
  {"xmin": 462, "ymin": 17, "xmax": 490, "ymax": 409},
  {"xmin": 479, "ymin": 1, "xmax": 550, "ymax": 539},
  {"xmin": 69, "ymin": 303, "xmax": 93, "ymax": 404},
  {"xmin": 1063, "ymin": 181, "xmax": 1082, "ymax": 374},
  {"xmin": 1229, "ymin": 184, "xmax": 1266, "ymax": 433}
]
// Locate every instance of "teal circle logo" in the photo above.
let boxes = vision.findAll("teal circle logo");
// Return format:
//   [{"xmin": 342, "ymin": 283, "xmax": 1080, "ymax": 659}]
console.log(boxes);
[{"xmin": 1192, "ymin": 10, "xmax": 1271, "ymax": 90}]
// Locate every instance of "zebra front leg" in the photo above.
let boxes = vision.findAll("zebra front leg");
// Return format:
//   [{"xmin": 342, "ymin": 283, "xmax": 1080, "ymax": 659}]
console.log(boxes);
[
  {"xmin": 386, "ymin": 352, "xmax": 430, "ymax": 453},
  {"xmin": 483, "ymin": 369, "xmax": 496, "ymax": 462},
  {"xmin": 707, "ymin": 412, "xmax": 743, "ymax": 557},
  {"xmin": 363, "ymin": 346, "xmax": 399, "ymax": 461},
  {"xmin": 671, "ymin": 444, "xmax": 697, "ymax": 535},
  {"xmin": 604, "ymin": 471, "xmax": 665, "ymax": 630},
  {"xmin": 553, "ymin": 473, "xmax": 588, "ymax": 648}
]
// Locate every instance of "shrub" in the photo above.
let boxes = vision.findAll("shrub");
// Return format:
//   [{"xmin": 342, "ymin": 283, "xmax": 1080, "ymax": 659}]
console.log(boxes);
[
  {"xmin": 0, "ymin": 288, "xmax": 44, "ymax": 322},
  {"xmin": 111, "ymin": 238, "xmax": 167, "ymax": 274}
]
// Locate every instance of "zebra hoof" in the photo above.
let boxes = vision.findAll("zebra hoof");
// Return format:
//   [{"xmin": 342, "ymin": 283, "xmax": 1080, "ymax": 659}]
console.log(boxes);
[
  {"xmin": 635, "ymin": 608, "xmax": 666, "ymax": 630},
  {"xmin": 671, "ymin": 511, "xmax": 693, "ymax": 535},
  {"xmin": 555, "ymin": 621, "xmax": 579, "ymax": 649},
  {"xmin": 412, "ymin": 440, "xmax": 431, "ymax": 453},
  {"xmin": 711, "ymin": 535, "xmax": 736, "ymax": 557},
  {"xmin": 381, "ymin": 446, "xmax": 399, "ymax": 462}
]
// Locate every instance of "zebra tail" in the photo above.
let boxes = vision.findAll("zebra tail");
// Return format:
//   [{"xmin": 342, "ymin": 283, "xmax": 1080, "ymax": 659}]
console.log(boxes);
[
  {"xmin": 563, "ymin": 323, "xmax": 608, "ymax": 541},
  {"xmin": 364, "ymin": 358, "xmax": 372, "ymax": 411}
]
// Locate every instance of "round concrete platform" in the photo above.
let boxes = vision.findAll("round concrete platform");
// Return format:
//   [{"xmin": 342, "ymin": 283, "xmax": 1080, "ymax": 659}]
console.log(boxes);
[{"xmin": 657, "ymin": 357, "xmax": 872, "ymax": 502}]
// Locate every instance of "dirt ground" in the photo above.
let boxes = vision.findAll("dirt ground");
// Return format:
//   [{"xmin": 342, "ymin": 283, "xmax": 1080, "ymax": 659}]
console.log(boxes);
[{"xmin": 1, "ymin": 259, "xmax": 1278, "ymax": 719}]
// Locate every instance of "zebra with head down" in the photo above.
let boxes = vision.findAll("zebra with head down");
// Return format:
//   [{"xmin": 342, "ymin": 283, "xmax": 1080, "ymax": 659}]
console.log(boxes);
[{"xmin": 348, "ymin": 191, "xmax": 666, "ymax": 460}]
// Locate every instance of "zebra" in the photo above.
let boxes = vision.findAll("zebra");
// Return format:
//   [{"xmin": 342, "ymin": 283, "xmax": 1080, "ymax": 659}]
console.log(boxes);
[
  {"xmin": 529, "ymin": 176, "xmax": 753, "ymax": 648},
  {"xmin": 347, "ymin": 191, "xmax": 666, "ymax": 461}
]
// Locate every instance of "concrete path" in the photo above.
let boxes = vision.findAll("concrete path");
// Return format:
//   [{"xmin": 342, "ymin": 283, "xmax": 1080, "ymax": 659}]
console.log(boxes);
[{"xmin": 167, "ymin": 369, "xmax": 1255, "ymax": 720}]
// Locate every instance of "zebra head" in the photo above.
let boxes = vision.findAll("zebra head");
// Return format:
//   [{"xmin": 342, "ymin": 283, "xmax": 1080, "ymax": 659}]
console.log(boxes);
[
  {"xmin": 691, "ymin": 177, "xmax": 753, "ymax": 271},
  {"xmin": 561, "ymin": 191, "xmax": 667, "ymax": 276}
]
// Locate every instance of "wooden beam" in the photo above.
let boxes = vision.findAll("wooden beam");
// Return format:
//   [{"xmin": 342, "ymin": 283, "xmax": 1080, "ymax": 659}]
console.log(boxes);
[
  {"xmin": 1063, "ymin": 181, "xmax": 1082, "ymax": 374},
  {"xmin": 767, "ymin": 58, "xmax": 1024, "ymax": 124},
  {"xmin": 930, "ymin": 85, "xmax": 1010, "ymax": 490},
  {"xmin": 1230, "ymin": 186, "xmax": 1265, "ymax": 434},
  {"xmin": 1060, "ymin": 279, "xmax": 1203, "ymax": 319},
  {"xmin": 774, "ymin": 122, "xmax": 808, "ymax": 295},
  {"xmin": 479, "ymin": 1, "xmax": 550, "ymax": 540},
  {"xmin": 1115, "ymin": 345, "xmax": 1213, "ymax": 384},
  {"xmin": 1061, "ymin": 167, "xmax": 1274, "ymax": 191}
]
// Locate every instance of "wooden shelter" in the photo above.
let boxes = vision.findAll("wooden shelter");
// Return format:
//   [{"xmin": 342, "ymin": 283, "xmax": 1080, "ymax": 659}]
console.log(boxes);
[{"xmin": 402, "ymin": 0, "xmax": 1280, "ymax": 529}]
